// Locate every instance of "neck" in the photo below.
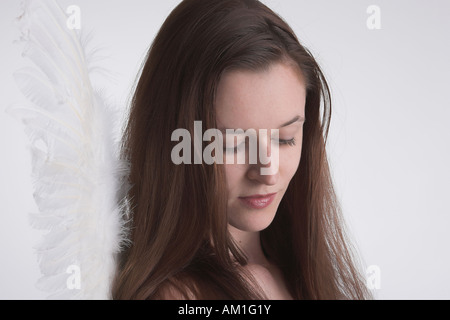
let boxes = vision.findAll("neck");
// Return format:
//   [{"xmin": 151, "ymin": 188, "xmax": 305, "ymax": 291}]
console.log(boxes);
[{"xmin": 228, "ymin": 224, "xmax": 269, "ymax": 265}]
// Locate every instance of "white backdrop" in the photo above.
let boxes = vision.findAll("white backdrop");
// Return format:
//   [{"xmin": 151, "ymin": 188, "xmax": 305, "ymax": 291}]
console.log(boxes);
[{"xmin": 1, "ymin": 0, "xmax": 449, "ymax": 299}]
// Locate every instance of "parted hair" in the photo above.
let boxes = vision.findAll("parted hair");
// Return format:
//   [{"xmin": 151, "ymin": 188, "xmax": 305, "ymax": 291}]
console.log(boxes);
[{"xmin": 112, "ymin": 0, "xmax": 371, "ymax": 300}]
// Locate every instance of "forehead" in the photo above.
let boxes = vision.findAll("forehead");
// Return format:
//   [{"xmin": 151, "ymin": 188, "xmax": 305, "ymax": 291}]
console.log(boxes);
[{"xmin": 215, "ymin": 62, "xmax": 307, "ymax": 129}]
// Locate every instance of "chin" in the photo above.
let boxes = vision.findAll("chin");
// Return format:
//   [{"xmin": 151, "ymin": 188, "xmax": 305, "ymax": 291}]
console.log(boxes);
[
  {"xmin": 227, "ymin": 192, "xmax": 285, "ymax": 232},
  {"xmin": 228, "ymin": 207, "xmax": 278, "ymax": 233}
]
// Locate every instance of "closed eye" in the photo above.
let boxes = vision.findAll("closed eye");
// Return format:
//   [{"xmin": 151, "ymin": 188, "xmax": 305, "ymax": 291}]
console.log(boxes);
[
  {"xmin": 276, "ymin": 138, "xmax": 296, "ymax": 146},
  {"xmin": 223, "ymin": 141, "xmax": 245, "ymax": 153},
  {"xmin": 224, "ymin": 138, "xmax": 296, "ymax": 153}
]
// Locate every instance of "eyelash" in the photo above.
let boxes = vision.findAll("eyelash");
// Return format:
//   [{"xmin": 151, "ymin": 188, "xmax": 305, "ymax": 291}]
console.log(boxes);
[
  {"xmin": 278, "ymin": 138, "xmax": 296, "ymax": 146},
  {"xmin": 223, "ymin": 138, "xmax": 296, "ymax": 153}
]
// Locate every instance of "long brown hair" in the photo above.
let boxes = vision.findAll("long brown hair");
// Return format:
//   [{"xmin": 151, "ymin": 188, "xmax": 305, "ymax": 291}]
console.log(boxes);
[{"xmin": 112, "ymin": 0, "xmax": 371, "ymax": 299}]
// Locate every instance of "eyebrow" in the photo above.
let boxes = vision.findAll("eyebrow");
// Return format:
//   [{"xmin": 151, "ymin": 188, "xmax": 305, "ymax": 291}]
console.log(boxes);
[
  {"xmin": 278, "ymin": 115, "xmax": 305, "ymax": 128},
  {"xmin": 218, "ymin": 115, "xmax": 305, "ymax": 133}
]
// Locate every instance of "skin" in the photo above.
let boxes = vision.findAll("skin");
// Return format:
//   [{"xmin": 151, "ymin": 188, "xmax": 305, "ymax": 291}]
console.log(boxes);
[{"xmin": 215, "ymin": 61, "xmax": 307, "ymax": 299}]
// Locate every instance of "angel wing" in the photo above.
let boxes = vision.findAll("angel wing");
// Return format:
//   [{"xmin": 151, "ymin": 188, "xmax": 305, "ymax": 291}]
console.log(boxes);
[{"xmin": 9, "ymin": 0, "xmax": 130, "ymax": 299}]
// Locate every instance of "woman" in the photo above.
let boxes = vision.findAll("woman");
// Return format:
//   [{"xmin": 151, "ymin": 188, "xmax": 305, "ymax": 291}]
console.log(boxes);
[{"xmin": 112, "ymin": 0, "xmax": 371, "ymax": 300}]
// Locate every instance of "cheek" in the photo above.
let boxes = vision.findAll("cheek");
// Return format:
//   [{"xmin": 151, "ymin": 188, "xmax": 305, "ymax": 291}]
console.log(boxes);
[
  {"xmin": 280, "ymin": 141, "xmax": 302, "ymax": 182},
  {"xmin": 223, "ymin": 164, "xmax": 245, "ymax": 192}
]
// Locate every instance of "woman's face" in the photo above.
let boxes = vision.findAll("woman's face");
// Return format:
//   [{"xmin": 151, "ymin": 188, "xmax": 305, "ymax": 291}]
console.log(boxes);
[{"xmin": 215, "ymin": 62, "xmax": 307, "ymax": 233}]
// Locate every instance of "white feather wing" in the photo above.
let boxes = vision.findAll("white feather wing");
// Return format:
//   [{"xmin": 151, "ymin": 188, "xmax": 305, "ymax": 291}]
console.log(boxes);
[{"xmin": 10, "ymin": 0, "xmax": 129, "ymax": 299}]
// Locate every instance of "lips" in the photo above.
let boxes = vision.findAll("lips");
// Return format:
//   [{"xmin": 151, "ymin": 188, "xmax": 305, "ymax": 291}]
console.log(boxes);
[{"xmin": 238, "ymin": 193, "xmax": 277, "ymax": 209}]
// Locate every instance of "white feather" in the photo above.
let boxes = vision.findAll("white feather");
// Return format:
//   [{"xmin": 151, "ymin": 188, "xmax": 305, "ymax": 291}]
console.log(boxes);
[{"xmin": 9, "ymin": 0, "xmax": 130, "ymax": 299}]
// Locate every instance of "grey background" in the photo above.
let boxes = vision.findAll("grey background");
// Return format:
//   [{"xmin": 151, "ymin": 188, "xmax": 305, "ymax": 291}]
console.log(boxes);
[{"xmin": 1, "ymin": 0, "xmax": 449, "ymax": 299}]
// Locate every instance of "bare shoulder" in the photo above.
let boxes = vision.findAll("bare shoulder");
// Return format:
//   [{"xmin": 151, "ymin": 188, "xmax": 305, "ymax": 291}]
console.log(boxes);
[
  {"xmin": 245, "ymin": 264, "xmax": 274, "ymax": 282},
  {"xmin": 244, "ymin": 263, "xmax": 294, "ymax": 300}
]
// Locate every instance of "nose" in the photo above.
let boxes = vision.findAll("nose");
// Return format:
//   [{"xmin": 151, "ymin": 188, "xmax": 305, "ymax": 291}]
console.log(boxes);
[
  {"xmin": 246, "ymin": 162, "xmax": 279, "ymax": 185},
  {"xmin": 246, "ymin": 132, "xmax": 279, "ymax": 185}
]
